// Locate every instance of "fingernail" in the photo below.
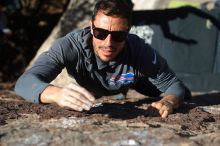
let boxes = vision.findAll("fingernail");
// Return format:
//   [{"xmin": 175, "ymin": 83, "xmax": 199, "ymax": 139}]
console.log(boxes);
[
  {"xmin": 84, "ymin": 105, "xmax": 91, "ymax": 111},
  {"xmin": 87, "ymin": 102, "xmax": 93, "ymax": 107},
  {"xmin": 91, "ymin": 96, "xmax": 95, "ymax": 101}
]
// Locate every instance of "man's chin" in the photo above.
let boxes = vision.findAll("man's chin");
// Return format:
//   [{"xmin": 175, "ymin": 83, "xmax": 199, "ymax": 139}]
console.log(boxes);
[
  {"xmin": 99, "ymin": 56, "xmax": 114, "ymax": 62},
  {"xmin": 100, "ymin": 58, "xmax": 112, "ymax": 63}
]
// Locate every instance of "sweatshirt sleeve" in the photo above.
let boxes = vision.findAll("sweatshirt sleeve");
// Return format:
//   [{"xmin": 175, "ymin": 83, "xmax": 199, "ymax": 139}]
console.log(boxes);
[
  {"xmin": 130, "ymin": 35, "xmax": 185, "ymax": 101},
  {"xmin": 148, "ymin": 53, "xmax": 185, "ymax": 101},
  {"xmin": 14, "ymin": 37, "xmax": 77, "ymax": 103}
]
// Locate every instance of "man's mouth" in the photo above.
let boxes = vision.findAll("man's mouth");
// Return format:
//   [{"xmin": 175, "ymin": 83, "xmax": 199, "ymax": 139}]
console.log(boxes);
[
  {"xmin": 102, "ymin": 50, "xmax": 113, "ymax": 56},
  {"xmin": 100, "ymin": 47, "xmax": 115, "ymax": 57}
]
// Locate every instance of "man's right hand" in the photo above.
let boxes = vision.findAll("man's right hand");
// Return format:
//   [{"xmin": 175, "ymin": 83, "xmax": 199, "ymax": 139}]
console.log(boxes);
[{"xmin": 40, "ymin": 83, "xmax": 95, "ymax": 111}]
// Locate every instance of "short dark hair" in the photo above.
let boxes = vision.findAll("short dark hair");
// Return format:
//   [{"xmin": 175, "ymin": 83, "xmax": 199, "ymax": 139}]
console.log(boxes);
[{"xmin": 92, "ymin": 0, "xmax": 133, "ymax": 26}]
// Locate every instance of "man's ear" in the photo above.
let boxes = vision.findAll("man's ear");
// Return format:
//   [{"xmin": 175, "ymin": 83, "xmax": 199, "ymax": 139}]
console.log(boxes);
[
  {"xmin": 90, "ymin": 20, "xmax": 93, "ymax": 34},
  {"xmin": 128, "ymin": 25, "xmax": 131, "ymax": 32}
]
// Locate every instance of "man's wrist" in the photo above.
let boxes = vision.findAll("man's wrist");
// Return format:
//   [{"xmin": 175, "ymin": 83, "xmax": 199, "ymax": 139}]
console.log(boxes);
[
  {"xmin": 40, "ymin": 85, "xmax": 61, "ymax": 104},
  {"xmin": 161, "ymin": 95, "xmax": 182, "ymax": 109}
]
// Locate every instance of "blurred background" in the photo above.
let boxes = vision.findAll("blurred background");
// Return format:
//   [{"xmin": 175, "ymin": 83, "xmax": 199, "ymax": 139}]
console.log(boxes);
[
  {"xmin": 0, "ymin": 0, "xmax": 69, "ymax": 82},
  {"xmin": 0, "ymin": 0, "xmax": 220, "ymax": 92}
]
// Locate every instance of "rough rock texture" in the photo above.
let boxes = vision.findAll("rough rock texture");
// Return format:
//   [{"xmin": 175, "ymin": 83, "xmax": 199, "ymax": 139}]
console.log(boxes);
[{"xmin": 1, "ymin": 85, "xmax": 220, "ymax": 145}]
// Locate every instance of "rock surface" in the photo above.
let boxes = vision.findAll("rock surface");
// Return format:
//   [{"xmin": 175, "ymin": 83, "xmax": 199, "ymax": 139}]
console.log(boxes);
[{"xmin": 1, "ymin": 85, "xmax": 220, "ymax": 146}]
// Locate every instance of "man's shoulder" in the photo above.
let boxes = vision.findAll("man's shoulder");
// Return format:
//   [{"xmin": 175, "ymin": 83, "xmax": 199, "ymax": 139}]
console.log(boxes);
[
  {"xmin": 66, "ymin": 27, "xmax": 91, "ymax": 41},
  {"xmin": 127, "ymin": 33, "xmax": 139, "ymax": 41},
  {"xmin": 53, "ymin": 27, "xmax": 91, "ymax": 53},
  {"xmin": 127, "ymin": 33, "xmax": 152, "ymax": 50}
]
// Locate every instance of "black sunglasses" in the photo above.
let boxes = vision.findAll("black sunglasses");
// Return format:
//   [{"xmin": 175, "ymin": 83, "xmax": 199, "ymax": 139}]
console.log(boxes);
[{"xmin": 92, "ymin": 23, "xmax": 129, "ymax": 42}]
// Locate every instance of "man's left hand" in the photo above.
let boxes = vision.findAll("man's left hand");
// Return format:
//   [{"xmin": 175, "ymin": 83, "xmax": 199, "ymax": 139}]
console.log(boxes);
[{"xmin": 147, "ymin": 95, "xmax": 181, "ymax": 118}]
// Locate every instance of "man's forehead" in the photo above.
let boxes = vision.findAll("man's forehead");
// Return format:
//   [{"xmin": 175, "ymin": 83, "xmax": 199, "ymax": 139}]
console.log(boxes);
[
  {"xmin": 95, "ymin": 11, "xmax": 125, "ymax": 19},
  {"xmin": 94, "ymin": 11, "xmax": 129, "ymax": 25}
]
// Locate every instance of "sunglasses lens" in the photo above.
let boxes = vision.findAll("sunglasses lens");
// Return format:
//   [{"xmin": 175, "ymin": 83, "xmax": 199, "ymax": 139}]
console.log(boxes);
[
  {"xmin": 93, "ymin": 28, "xmax": 108, "ymax": 40},
  {"xmin": 111, "ymin": 31, "xmax": 128, "ymax": 42},
  {"xmin": 93, "ymin": 27, "xmax": 128, "ymax": 42}
]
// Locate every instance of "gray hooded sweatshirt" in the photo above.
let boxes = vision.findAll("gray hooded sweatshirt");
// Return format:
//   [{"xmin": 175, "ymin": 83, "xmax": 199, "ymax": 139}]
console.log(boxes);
[{"xmin": 15, "ymin": 27, "xmax": 185, "ymax": 103}]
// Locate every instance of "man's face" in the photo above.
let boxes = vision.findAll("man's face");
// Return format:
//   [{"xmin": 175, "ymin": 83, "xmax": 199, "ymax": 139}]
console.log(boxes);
[{"xmin": 91, "ymin": 12, "xmax": 129, "ymax": 62}]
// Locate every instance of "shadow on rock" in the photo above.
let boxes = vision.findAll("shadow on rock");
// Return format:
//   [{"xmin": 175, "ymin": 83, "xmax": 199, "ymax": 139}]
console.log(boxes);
[
  {"xmin": 87, "ymin": 97, "xmax": 161, "ymax": 120},
  {"xmin": 175, "ymin": 92, "xmax": 220, "ymax": 114}
]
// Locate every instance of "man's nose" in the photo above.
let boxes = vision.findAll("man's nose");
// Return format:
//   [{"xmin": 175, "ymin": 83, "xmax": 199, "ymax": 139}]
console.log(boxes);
[{"xmin": 104, "ymin": 34, "xmax": 113, "ymax": 45}]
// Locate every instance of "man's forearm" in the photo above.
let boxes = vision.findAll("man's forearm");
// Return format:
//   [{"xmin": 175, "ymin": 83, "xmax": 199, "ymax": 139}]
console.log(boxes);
[{"xmin": 14, "ymin": 73, "xmax": 50, "ymax": 103}]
